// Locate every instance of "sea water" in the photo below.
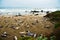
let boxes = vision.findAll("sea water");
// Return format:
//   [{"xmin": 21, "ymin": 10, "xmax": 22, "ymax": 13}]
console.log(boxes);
[{"xmin": 0, "ymin": 8, "xmax": 59, "ymax": 16}]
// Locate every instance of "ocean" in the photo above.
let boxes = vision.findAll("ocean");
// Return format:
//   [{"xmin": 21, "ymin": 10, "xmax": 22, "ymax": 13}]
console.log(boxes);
[{"xmin": 0, "ymin": 8, "xmax": 60, "ymax": 16}]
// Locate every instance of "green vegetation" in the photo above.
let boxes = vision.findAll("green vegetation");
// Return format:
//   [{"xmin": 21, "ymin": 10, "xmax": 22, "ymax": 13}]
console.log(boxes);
[
  {"xmin": 18, "ymin": 36, "xmax": 35, "ymax": 40},
  {"xmin": 45, "ymin": 11, "xmax": 60, "ymax": 28},
  {"xmin": 50, "ymin": 36, "xmax": 56, "ymax": 40},
  {"xmin": 55, "ymin": 23, "xmax": 60, "ymax": 28},
  {"xmin": 0, "ymin": 37, "xmax": 3, "ymax": 40},
  {"xmin": 18, "ymin": 35, "xmax": 56, "ymax": 40},
  {"xmin": 0, "ymin": 36, "xmax": 56, "ymax": 40},
  {"xmin": 37, "ymin": 36, "xmax": 48, "ymax": 40}
]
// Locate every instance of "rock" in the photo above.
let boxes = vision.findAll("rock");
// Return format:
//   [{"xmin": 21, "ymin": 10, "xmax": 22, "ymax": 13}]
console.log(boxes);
[
  {"xmin": 26, "ymin": 31, "xmax": 34, "ymax": 36},
  {"xmin": 27, "ymin": 32, "xmax": 34, "ymax": 36},
  {"xmin": 19, "ymin": 21, "xmax": 24, "ymax": 23},
  {"xmin": 32, "ymin": 19, "xmax": 39, "ymax": 25},
  {"xmin": 19, "ymin": 31, "xmax": 27, "ymax": 37},
  {"xmin": 10, "ymin": 25, "xmax": 16, "ymax": 29},
  {"xmin": 19, "ymin": 31, "xmax": 26, "ymax": 35},
  {"xmin": 4, "ymin": 32, "xmax": 7, "ymax": 34},
  {"xmin": 11, "ymin": 25, "xmax": 20, "ymax": 30},
  {"xmin": 26, "ymin": 25, "xmax": 30, "ymax": 28},
  {"xmin": 35, "ymin": 14, "xmax": 39, "ymax": 16},
  {"xmin": 15, "ymin": 27, "xmax": 20, "ymax": 30},
  {"xmin": 1, "ymin": 32, "xmax": 7, "ymax": 37},
  {"xmin": 33, "ymin": 34, "xmax": 37, "ymax": 38},
  {"xmin": 4, "ymin": 20, "xmax": 8, "ymax": 23},
  {"xmin": 1, "ymin": 34, "xmax": 7, "ymax": 37},
  {"xmin": 0, "ymin": 25, "xmax": 3, "ymax": 28},
  {"xmin": 14, "ymin": 36, "xmax": 18, "ymax": 40},
  {"xmin": 44, "ymin": 25, "xmax": 50, "ymax": 29},
  {"xmin": 32, "ymin": 23, "xmax": 36, "ymax": 25},
  {"xmin": 35, "ymin": 19, "xmax": 39, "ymax": 23},
  {"xmin": 21, "ymin": 35, "xmax": 26, "ymax": 37}
]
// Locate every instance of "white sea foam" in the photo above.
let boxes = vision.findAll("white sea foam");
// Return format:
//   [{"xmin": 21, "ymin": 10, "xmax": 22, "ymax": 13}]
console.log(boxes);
[{"xmin": 0, "ymin": 8, "xmax": 59, "ymax": 16}]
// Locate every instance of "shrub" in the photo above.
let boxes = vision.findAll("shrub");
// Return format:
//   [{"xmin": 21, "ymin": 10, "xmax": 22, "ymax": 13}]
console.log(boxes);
[
  {"xmin": 18, "ymin": 36, "xmax": 35, "ymax": 40},
  {"xmin": 55, "ymin": 23, "xmax": 60, "ymax": 28}
]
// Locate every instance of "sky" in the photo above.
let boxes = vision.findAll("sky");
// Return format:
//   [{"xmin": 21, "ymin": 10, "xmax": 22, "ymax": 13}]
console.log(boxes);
[{"xmin": 0, "ymin": 0, "xmax": 60, "ymax": 8}]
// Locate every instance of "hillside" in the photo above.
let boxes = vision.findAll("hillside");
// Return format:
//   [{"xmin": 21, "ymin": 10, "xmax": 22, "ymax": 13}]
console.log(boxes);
[{"xmin": 45, "ymin": 11, "xmax": 60, "ymax": 40}]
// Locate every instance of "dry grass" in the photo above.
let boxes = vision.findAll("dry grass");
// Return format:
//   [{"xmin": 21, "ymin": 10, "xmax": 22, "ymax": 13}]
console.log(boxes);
[{"xmin": 0, "ymin": 15, "xmax": 54, "ymax": 40}]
